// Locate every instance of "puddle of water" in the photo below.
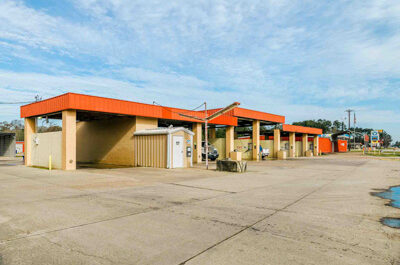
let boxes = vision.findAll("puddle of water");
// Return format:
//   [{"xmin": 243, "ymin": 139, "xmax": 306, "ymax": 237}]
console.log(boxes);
[
  {"xmin": 381, "ymin": 218, "xmax": 400, "ymax": 229},
  {"xmin": 373, "ymin": 186, "xmax": 400, "ymax": 209},
  {"xmin": 372, "ymin": 186, "xmax": 400, "ymax": 228}
]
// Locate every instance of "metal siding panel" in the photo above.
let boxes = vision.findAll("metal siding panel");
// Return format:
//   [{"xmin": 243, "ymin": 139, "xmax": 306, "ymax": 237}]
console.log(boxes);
[{"xmin": 155, "ymin": 136, "xmax": 158, "ymax": 168}]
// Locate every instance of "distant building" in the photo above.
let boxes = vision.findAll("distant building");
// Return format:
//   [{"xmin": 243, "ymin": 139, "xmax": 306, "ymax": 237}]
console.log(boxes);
[{"xmin": 0, "ymin": 132, "xmax": 16, "ymax": 157}]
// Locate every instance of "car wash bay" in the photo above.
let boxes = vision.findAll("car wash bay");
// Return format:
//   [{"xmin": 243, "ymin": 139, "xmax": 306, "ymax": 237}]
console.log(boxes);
[{"xmin": 21, "ymin": 93, "xmax": 322, "ymax": 170}]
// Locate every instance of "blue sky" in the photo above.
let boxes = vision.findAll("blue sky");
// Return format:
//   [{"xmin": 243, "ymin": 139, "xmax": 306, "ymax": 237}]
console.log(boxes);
[{"xmin": 0, "ymin": 0, "xmax": 399, "ymax": 140}]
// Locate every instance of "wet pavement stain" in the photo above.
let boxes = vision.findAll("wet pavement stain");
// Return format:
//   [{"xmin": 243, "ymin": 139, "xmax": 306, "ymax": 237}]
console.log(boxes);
[{"xmin": 372, "ymin": 186, "xmax": 400, "ymax": 229}]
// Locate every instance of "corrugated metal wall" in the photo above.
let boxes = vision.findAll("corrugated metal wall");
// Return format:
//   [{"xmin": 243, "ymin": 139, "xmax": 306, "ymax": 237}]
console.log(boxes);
[{"xmin": 134, "ymin": 135, "xmax": 167, "ymax": 168}]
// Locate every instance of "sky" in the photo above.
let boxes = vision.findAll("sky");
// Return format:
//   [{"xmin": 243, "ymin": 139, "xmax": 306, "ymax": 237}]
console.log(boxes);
[{"xmin": 0, "ymin": 0, "xmax": 399, "ymax": 140}]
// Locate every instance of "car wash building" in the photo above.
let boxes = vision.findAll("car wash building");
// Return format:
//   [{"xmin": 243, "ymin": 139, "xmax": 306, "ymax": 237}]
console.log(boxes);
[{"xmin": 20, "ymin": 93, "xmax": 322, "ymax": 170}]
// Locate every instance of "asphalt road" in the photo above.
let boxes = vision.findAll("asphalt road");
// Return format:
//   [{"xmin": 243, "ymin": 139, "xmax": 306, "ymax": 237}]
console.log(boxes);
[{"xmin": 0, "ymin": 154, "xmax": 399, "ymax": 264}]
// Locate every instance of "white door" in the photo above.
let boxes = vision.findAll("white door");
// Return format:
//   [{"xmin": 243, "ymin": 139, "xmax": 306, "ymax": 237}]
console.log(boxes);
[{"xmin": 172, "ymin": 136, "xmax": 184, "ymax": 168}]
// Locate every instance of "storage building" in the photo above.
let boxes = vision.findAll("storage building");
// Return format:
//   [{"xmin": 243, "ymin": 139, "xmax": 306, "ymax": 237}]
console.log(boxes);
[{"xmin": 134, "ymin": 127, "xmax": 194, "ymax": 168}]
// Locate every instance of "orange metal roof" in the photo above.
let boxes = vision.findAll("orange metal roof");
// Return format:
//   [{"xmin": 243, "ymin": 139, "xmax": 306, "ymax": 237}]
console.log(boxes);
[
  {"xmin": 20, "ymin": 93, "xmax": 238, "ymax": 126},
  {"xmin": 232, "ymin": 107, "xmax": 285, "ymax": 124},
  {"xmin": 202, "ymin": 107, "xmax": 284, "ymax": 124},
  {"xmin": 282, "ymin": 124, "xmax": 322, "ymax": 135},
  {"xmin": 20, "ymin": 93, "xmax": 288, "ymax": 126}
]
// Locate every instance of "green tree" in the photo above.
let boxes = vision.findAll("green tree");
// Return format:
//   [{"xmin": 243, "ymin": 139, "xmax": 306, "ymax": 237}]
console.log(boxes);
[
  {"xmin": 0, "ymin": 120, "xmax": 24, "ymax": 141},
  {"xmin": 380, "ymin": 130, "xmax": 392, "ymax": 148},
  {"xmin": 292, "ymin": 119, "xmax": 332, "ymax": 133},
  {"xmin": 332, "ymin": 120, "xmax": 342, "ymax": 132},
  {"xmin": 1, "ymin": 119, "xmax": 62, "ymax": 141},
  {"xmin": 291, "ymin": 120, "xmax": 393, "ymax": 147}
]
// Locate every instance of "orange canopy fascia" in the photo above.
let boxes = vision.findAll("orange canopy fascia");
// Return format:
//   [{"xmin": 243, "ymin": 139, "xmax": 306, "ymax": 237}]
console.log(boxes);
[
  {"xmin": 197, "ymin": 107, "xmax": 285, "ymax": 124},
  {"xmin": 233, "ymin": 107, "xmax": 285, "ymax": 124},
  {"xmin": 20, "ymin": 93, "xmax": 238, "ymax": 126},
  {"xmin": 282, "ymin": 124, "xmax": 322, "ymax": 135}
]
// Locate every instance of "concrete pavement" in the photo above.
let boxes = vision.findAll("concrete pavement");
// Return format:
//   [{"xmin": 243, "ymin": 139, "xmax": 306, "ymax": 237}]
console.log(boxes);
[{"xmin": 0, "ymin": 154, "xmax": 399, "ymax": 264}]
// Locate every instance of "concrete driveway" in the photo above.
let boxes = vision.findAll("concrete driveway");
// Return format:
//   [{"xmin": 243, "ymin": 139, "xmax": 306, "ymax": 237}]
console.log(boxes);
[{"xmin": 0, "ymin": 154, "xmax": 399, "ymax": 264}]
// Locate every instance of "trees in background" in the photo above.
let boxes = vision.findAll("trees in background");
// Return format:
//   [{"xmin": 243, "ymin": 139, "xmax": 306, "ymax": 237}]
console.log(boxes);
[
  {"xmin": 379, "ymin": 130, "xmax": 392, "ymax": 148},
  {"xmin": 0, "ymin": 119, "xmax": 61, "ymax": 141},
  {"xmin": 292, "ymin": 119, "xmax": 393, "ymax": 147},
  {"xmin": 292, "ymin": 119, "xmax": 345, "ymax": 133},
  {"xmin": 0, "ymin": 120, "xmax": 24, "ymax": 141}
]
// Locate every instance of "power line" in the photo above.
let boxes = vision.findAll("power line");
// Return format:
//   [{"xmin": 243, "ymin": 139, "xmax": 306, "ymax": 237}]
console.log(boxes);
[
  {"xmin": 0, "ymin": 94, "xmax": 42, "ymax": 105},
  {"xmin": 0, "ymin": 101, "xmax": 33, "ymax": 104},
  {"xmin": 152, "ymin": 101, "xmax": 206, "ymax": 117}
]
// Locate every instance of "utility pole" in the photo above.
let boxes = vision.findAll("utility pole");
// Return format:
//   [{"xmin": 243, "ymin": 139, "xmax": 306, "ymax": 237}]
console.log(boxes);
[{"xmin": 345, "ymin": 109, "xmax": 354, "ymax": 151}]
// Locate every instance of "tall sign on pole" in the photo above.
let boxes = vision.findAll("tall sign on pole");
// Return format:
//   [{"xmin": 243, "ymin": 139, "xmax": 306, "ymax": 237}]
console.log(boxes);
[{"xmin": 371, "ymin": 131, "xmax": 379, "ymax": 147}]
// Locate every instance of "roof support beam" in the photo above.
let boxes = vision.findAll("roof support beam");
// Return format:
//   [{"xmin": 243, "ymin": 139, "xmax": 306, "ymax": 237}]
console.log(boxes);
[
  {"xmin": 274, "ymin": 129, "xmax": 281, "ymax": 158},
  {"xmin": 226, "ymin": 126, "xmax": 234, "ymax": 159},
  {"xmin": 192, "ymin": 123, "xmax": 202, "ymax": 164},
  {"xmin": 62, "ymin": 110, "xmax": 76, "ymax": 170},
  {"xmin": 302, "ymin": 133, "xmax": 308, "ymax": 156},
  {"xmin": 314, "ymin": 136, "xmax": 319, "ymax": 156},
  {"xmin": 252, "ymin": 120, "xmax": 260, "ymax": 161},
  {"xmin": 24, "ymin": 117, "xmax": 36, "ymax": 166},
  {"xmin": 289, "ymin": 132, "xmax": 296, "ymax": 158}
]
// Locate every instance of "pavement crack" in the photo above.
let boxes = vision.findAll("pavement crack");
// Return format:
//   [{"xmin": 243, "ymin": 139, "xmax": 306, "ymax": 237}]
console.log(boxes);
[
  {"xmin": 41, "ymin": 235, "xmax": 115, "ymax": 264},
  {"xmin": 178, "ymin": 175, "xmax": 343, "ymax": 265},
  {"xmin": 167, "ymin": 208, "xmax": 246, "ymax": 229},
  {"xmin": 166, "ymin": 182, "xmax": 236, "ymax": 194},
  {"xmin": 0, "ymin": 192, "xmax": 230, "ymax": 245}
]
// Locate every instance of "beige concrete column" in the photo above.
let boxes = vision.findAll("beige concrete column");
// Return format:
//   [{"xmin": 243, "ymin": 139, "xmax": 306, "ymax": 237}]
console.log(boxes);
[
  {"xmin": 313, "ymin": 136, "xmax": 319, "ymax": 156},
  {"xmin": 302, "ymin": 133, "xmax": 308, "ymax": 156},
  {"xmin": 226, "ymin": 126, "xmax": 234, "ymax": 158},
  {"xmin": 62, "ymin": 110, "xmax": 76, "ymax": 170},
  {"xmin": 289, "ymin": 132, "xmax": 296, "ymax": 158},
  {"xmin": 274, "ymin": 129, "xmax": 281, "ymax": 158},
  {"xmin": 252, "ymin": 120, "xmax": 260, "ymax": 161},
  {"xmin": 192, "ymin": 123, "xmax": 202, "ymax": 163},
  {"xmin": 209, "ymin": 127, "xmax": 216, "ymax": 139},
  {"xmin": 24, "ymin": 117, "xmax": 36, "ymax": 166}
]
